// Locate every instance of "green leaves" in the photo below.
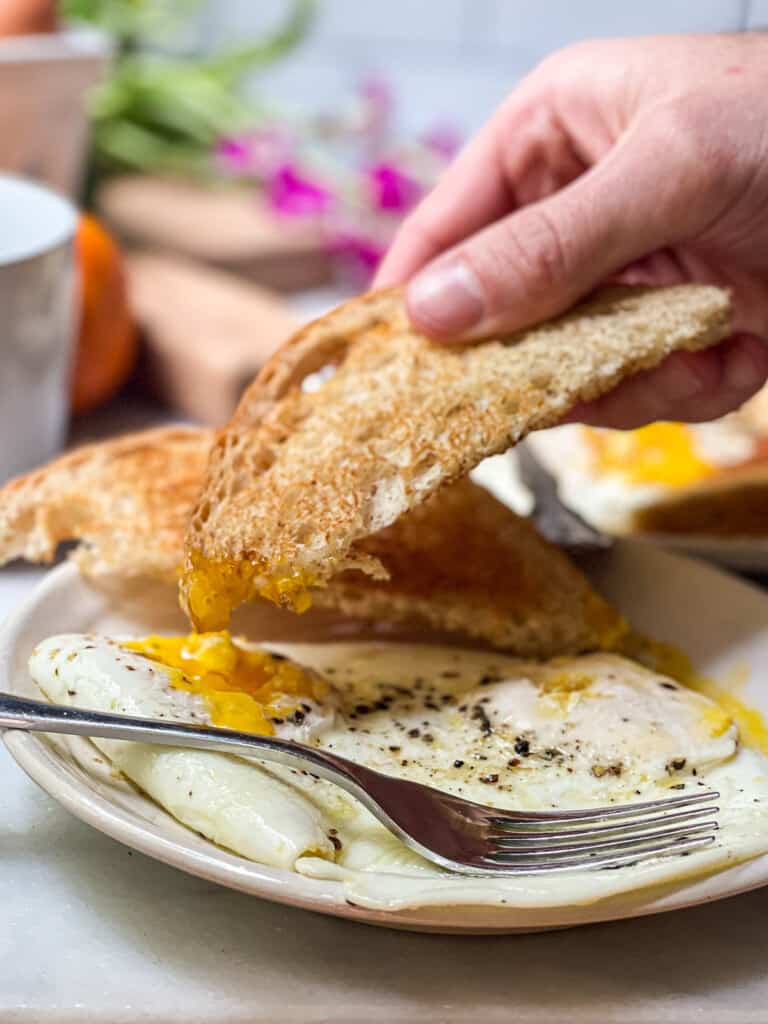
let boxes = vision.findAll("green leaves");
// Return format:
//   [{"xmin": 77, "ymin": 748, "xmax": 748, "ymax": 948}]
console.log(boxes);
[{"xmin": 65, "ymin": 0, "xmax": 316, "ymax": 181}]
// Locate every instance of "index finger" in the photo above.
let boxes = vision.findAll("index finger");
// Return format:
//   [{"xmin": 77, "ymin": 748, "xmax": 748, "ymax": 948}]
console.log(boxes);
[{"xmin": 374, "ymin": 108, "xmax": 514, "ymax": 286}]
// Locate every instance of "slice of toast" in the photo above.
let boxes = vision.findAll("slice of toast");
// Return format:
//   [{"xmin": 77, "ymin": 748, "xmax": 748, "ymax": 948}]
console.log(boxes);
[
  {"xmin": 0, "ymin": 427, "xmax": 212, "ymax": 581},
  {"xmin": 313, "ymin": 477, "xmax": 625, "ymax": 655},
  {"xmin": 181, "ymin": 284, "xmax": 731, "ymax": 627},
  {"xmin": 0, "ymin": 427, "xmax": 624, "ymax": 656},
  {"xmin": 632, "ymin": 462, "xmax": 768, "ymax": 537}
]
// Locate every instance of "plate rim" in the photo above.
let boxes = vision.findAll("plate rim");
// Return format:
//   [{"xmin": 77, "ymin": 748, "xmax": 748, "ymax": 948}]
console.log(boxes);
[{"xmin": 4, "ymin": 555, "xmax": 768, "ymax": 934}]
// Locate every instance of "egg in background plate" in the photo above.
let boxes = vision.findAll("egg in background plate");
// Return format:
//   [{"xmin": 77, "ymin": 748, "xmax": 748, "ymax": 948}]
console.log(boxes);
[{"xmin": 528, "ymin": 413, "xmax": 768, "ymax": 536}]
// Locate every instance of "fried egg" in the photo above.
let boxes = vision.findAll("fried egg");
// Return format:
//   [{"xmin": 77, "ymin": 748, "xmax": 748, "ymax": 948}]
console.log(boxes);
[
  {"xmin": 529, "ymin": 420, "xmax": 762, "ymax": 534},
  {"xmin": 28, "ymin": 634, "xmax": 768, "ymax": 910}
]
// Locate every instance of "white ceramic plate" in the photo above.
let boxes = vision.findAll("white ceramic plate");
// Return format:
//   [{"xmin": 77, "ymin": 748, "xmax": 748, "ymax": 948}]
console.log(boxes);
[{"xmin": 2, "ymin": 546, "xmax": 768, "ymax": 934}]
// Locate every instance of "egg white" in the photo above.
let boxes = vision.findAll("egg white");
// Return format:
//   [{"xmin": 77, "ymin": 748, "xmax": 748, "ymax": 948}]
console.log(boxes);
[
  {"xmin": 28, "ymin": 635, "xmax": 768, "ymax": 910},
  {"xmin": 528, "ymin": 422, "xmax": 761, "ymax": 534}
]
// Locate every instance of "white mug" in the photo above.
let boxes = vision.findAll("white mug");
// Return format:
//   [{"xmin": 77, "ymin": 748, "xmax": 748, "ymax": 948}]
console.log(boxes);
[{"xmin": 0, "ymin": 174, "xmax": 77, "ymax": 481}]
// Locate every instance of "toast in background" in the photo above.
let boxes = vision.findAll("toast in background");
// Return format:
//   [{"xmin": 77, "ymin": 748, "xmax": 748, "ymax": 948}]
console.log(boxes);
[
  {"xmin": 98, "ymin": 176, "xmax": 333, "ymax": 292},
  {"xmin": 127, "ymin": 254, "xmax": 298, "ymax": 425},
  {"xmin": 0, "ymin": 427, "xmax": 624, "ymax": 658},
  {"xmin": 528, "ymin": 384, "xmax": 768, "ymax": 539},
  {"xmin": 182, "ymin": 284, "xmax": 731, "ymax": 628}
]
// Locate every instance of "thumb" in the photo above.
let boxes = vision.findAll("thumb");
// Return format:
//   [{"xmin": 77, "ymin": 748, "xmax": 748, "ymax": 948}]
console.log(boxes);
[{"xmin": 406, "ymin": 114, "xmax": 712, "ymax": 340}]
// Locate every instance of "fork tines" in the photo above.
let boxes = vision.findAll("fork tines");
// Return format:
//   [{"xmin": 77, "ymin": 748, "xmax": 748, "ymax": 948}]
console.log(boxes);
[{"xmin": 482, "ymin": 789, "xmax": 720, "ymax": 873}]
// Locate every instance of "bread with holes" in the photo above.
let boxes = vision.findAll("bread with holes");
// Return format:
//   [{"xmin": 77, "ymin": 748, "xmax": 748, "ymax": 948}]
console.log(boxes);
[
  {"xmin": 181, "ymin": 284, "xmax": 731, "ymax": 626},
  {"xmin": 0, "ymin": 427, "xmax": 624, "ymax": 656}
]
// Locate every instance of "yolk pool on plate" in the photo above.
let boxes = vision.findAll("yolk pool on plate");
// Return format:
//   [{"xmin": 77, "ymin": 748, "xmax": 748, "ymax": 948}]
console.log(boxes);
[
  {"xmin": 180, "ymin": 549, "xmax": 315, "ymax": 632},
  {"xmin": 583, "ymin": 423, "xmax": 716, "ymax": 488},
  {"xmin": 124, "ymin": 631, "xmax": 328, "ymax": 735},
  {"xmin": 622, "ymin": 632, "xmax": 768, "ymax": 756}
]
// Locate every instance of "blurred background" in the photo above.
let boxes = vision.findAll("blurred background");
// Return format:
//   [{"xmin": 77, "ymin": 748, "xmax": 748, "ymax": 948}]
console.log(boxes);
[{"xmin": 0, "ymin": 0, "xmax": 766, "ymax": 433}]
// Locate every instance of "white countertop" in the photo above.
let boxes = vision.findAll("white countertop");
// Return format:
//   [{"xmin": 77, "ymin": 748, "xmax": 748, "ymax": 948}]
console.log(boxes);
[{"xmin": 2, "ymin": 564, "xmax": 768, "ymax": 1023}]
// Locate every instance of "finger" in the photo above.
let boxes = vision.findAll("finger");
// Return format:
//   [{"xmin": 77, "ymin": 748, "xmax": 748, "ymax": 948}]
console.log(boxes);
[
  {"xmin": 405, "ymin": 110, "xmax": 715, "ymax": 341},
  {"xmin": 562, "ymin": 334, "xmax": 768, "ymax": 430},
  {"xmin": 375, "ymin": 133, "xmax": 510, "ymax": 287},
  {"xmin": 375, "ymin": 76, "xmax": 582, "ymax": 287}
]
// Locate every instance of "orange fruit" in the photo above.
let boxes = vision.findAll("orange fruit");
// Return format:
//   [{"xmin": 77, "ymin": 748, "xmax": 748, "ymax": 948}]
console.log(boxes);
[
  {"xmin": 72, "ymin": 214, "xmax": 138, "ymax": 415},
  {"xmin": 0, "ymin": 0, "xmax": 57, "ymax": 36}
]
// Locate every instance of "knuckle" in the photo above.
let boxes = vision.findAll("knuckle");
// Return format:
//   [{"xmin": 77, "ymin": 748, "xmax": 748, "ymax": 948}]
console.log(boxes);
[
  {"xmin": 644, "ymin": 99, "xmax": 733, "ymax": 193},
  {"xmin": 462, "ymin": 205, "xmax": 571, "ymax": 318},
  {"xmin": 509, "ymin": 206, "xmax": 570, "ymax": 294}
]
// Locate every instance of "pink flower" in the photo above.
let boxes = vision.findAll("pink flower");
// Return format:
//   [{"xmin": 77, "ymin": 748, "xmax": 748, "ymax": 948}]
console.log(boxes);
[
  {"xmin": 214, "ymin": 136, "xmax": 253, "ymax": 174},
  {"xmin": 247, "ymin": 127, "xmax": 295, "ymax": 179},
  {"xmin": 360, "ymin": 76, "xmax": 392, "ymax": 142},
  {"xmin": 366, "ymin": 162, "xmax": 422, "ymax": 213},
  {"xmin": 421, "ymin": 123, "xmax": 462, "ymax": 160},
  {"xmin": 268, "ymin": 163, "xmax": 334, "ymax": 218},
  {"xmin": 215, "ymin": 128, "xmax": 295, "ymax": 180},
  {"xmin": 328, "ymin": 231, "xmax": 388, "ymax": 282}
]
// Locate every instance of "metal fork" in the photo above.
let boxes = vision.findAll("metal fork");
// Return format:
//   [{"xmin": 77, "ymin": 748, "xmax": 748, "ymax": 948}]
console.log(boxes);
[{"xmin": 0, "ymin": 693, "xmax": 719, "ymax": 876}]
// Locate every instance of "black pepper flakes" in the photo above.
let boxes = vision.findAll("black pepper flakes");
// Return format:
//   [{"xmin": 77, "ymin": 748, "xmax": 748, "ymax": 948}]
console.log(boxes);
[
  {"xmin": 480, "ymin": 774, "xmax": 499, "ymax": 784},
  {"xmin": 407, "ymin": 728, "xmax": 421, "ymax": 739},
  {"xmin": 453, "ymin": 759, "xmax": 465, "ymax": 768},
  {"xmin": 471, "ymin": 704, "xmax": 493, "ymax": 737},
  {"xmin": 514, "ymin": 737, "xmax": 531, "ymax": 756}
]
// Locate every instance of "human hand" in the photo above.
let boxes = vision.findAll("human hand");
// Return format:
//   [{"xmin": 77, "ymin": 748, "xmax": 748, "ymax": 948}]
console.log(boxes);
[{"xmin": 376, "ymin": 34, "xmax": 768, "ymax": 428}]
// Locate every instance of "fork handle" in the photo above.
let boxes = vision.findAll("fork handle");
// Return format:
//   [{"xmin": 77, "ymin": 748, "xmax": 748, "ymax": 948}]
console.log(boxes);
[{"xmin": 0, "ymin": 691, "xmax": 372, "ymax": 794}]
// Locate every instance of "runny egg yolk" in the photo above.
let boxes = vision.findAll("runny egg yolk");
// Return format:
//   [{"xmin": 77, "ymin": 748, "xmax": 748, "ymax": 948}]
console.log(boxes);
[
  {"xmin": 180, "ymin": 550, "xmax": 314, "ymax": 632},
  {"xmin": 583, "ymin": 423, "xmax": 716, "ymax": 488},
  {"xmin": 123, "ymin": 631, "xmax": 328, "ymax": 736}
]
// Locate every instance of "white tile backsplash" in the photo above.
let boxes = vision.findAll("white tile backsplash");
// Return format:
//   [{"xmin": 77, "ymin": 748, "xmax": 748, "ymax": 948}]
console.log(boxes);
[
  {"xmin": 313, "ymin": 0, "xmax": 468, "ymax": 46},
  {"xmin": 489, "ymin": 0, "xmax": 744, "ymax": 57},
  {"xmin": 745, "ymin": 0, "xmax": 768, "ymax": 26},
  {"xmin": 200, "ymin": 0, "xmax": 753, "ymax": 135}
]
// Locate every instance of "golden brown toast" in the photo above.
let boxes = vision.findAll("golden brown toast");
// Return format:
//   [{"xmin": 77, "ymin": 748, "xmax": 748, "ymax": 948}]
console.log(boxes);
[
  {"xmin": 633, "ymin": 461, "xmax": 768, "ymax": 537},
  {"xmin": 181, "ymin": 284, "xmax": 730, "ymax": 627},
  {"xmin": 0, "ymin": 427, "xmax": 210, "ymax": 580},
  {"xmin": 0, "ymin": 427, "xmax": 624, "ymax": 656},
  {"xmin": 313, "ymin": 477, "xmax": 625, "ymax": 655}
]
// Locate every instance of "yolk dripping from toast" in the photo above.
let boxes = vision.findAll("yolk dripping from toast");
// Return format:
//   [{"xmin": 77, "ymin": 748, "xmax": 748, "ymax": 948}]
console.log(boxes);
[{"xmin": 180, "ymin": 549, "xmax": 315, "ymax": 632}]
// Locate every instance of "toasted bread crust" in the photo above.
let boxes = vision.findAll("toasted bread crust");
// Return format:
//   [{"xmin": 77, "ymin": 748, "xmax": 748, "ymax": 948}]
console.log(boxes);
[
  {"xmin": 184, "ymin": 284, "xmax": 731, "ymax": 613},
  {"xmin": 633, "ymin": 461, "xmax": 768, "ymax": 537}
]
